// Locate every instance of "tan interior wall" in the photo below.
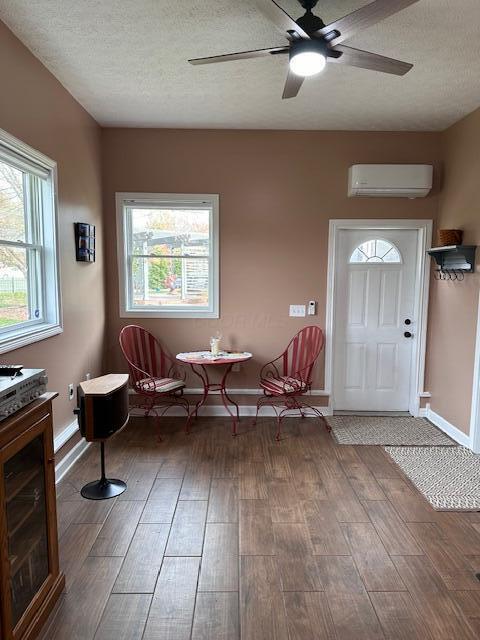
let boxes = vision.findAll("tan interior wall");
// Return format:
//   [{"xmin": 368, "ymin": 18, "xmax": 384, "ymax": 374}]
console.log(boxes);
[
  {"xmin": 102, "ymin": 128, "xmax": 442, "ymax": 397},
  {"xmin": 5, "ymin": 13, "xmax": 480, "ymax": 433},
  {"xmin": 425, "ymin": 107, "xmax": 480, "ymax": 434},
  {"xmin": 0, "ymin": 21, "xmax": 105, "ymax": 436}
]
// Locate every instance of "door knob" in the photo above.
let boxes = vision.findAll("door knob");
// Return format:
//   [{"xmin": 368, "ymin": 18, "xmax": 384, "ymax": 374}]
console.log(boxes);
[
  {"xmin": 404, "ymin": 331, "xmax": 413, "ymax": 338},
  {"xmin": 404, "ymin": 319, "xmax": 412, "ymax": 325}
]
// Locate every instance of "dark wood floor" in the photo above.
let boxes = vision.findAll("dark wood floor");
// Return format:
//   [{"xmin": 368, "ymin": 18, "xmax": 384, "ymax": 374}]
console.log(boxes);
[{"xmin": 40, "ymin": 416, "xmax": 480, "ymax": 640}]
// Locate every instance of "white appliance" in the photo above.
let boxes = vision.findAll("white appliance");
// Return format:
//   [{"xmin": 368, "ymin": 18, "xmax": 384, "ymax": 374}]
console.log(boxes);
[
  {"xmin": 0, "ymin": 369, "xmax": 48, "ymax": 420},
  {"xmin": 348, "ymin": 164, "xmax": 433, "ymax": 198}
]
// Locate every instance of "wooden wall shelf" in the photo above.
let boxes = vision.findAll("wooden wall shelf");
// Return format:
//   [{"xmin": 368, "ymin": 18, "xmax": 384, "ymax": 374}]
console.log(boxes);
[{"xmin": 427, "ymin": 245, "xmax": 477, "ymax": 273}]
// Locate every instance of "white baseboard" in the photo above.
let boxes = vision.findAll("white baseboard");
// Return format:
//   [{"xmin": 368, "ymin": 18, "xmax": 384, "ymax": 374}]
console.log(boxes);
[
  {"xmin": 53, "ymin": 418, "xmax": 90, "ymax": 484},
  {"xmin": 130, "ymin": 404, "xmax": 329, "ymax": 418},
  {"xmin": 185, "ymin": 388, "xmax": 330, "ymax": 397},
  {"xmin": 418, "ymin": 408, "xmax": 427, "ymax": 418},
  {"xmin": 425, "ymin": 404, "xmax": 472, "ymax": 448},
  {"xmin": 130, "ymin": 388, "xmax": 330, "ymax": 397},
  {"xmin": 54, "ymin": 419, "xmax": 79, "ymax": 452},
  {"xmin": 55, "ymin": 437, "xmax": 90, "ymax": 484}
]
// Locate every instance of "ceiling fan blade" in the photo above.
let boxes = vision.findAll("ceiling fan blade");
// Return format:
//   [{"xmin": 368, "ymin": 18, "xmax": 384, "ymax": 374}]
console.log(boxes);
[
  {"xmin": 330, "ymin": 45, "xmax": 413, "ymax": 75},
  {"xmin": 252, "ymin": 0, "xmax": 310, "ymax": 39},
  {"xmin": 282, "ymin": 69, "xmax": 304, "ymax": 99},
  {"xmin": 316, "ymin": 0, "xmax": 420, "ymax": 45},
  {"xmin": 189, "ymin": 46, "xmax": 289, "ymax": 65}
]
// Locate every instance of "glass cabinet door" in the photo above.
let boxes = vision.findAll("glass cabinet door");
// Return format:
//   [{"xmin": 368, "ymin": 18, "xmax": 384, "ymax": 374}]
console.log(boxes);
[{"xmin": 4, "ymin": 434, "xmax": 49, "ymax": 627}]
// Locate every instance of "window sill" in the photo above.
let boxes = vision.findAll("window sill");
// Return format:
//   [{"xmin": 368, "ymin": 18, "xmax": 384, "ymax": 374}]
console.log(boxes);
[
  {"xmin": 0, "ymin": 323, "xmax": 63, "ymax": 354},
  {"xmin": 120, "ymin": 309, "xmax": 219, "ymax": 320}
]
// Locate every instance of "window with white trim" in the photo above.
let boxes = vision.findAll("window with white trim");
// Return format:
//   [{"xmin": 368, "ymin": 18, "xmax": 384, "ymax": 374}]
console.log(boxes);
[
  {"xmin": 349, "ymin": 239, "xmax": 402, "ymax": 264},
  {"xmin": 0, "ymin": 130, "xmax": 61, "ymax": 353},
  {"xmin": 117, "ymin": 193, "xmax": 219, "ymax": 318}
]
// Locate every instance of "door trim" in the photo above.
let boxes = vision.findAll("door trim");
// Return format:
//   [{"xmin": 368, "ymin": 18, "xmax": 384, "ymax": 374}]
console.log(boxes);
[
  {"xmin": 325, "ymin": 219, "xmax": 433, "ymax": 416},
  {"xmin": 469, "ymin": 288, "xmax": 480, "ymax": 453}
]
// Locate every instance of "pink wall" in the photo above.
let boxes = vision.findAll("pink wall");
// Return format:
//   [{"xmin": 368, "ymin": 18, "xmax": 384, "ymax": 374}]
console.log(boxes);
[
  {"xmin": 425, "ymin": 107, "xmax": 480, "ymax": 434},
  {"xmin": 0, "ymin": 21, "xmax": 105, "ymax": 435},
  {"xmin": 102, "ymin": 128, "xmax": 442, "ymax": 399}
]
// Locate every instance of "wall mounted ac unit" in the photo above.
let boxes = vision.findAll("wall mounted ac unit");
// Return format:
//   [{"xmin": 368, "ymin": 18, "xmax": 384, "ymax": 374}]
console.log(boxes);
[{"xmin": 348, "ymin": 164, "xmax": 433, "ymax": 198}]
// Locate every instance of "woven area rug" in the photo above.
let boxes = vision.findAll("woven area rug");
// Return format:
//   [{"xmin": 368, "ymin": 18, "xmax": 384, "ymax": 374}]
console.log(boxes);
[
  {"xmin": 384, "ymin": 446, "xmax": 480, "ymax": 510},
  {"xmin": 326, "ymin": 415, "xmax": 455, "ymax": 446}
]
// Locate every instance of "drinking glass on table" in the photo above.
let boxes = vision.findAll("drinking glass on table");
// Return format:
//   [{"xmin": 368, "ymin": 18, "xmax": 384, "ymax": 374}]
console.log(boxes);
[{"xmin": 210, "ymin": 334, "xmax": 221, "ymax": 356}]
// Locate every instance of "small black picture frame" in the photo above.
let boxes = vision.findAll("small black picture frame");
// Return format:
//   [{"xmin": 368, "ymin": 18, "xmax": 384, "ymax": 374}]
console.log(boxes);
[{"xmin": 74, "ymin": 223, "xmax": 95, "ymax": 262}]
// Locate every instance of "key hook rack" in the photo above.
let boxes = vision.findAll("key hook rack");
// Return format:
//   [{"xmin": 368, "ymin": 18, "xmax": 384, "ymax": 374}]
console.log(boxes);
[{"xmin": 434, "ymin": 268, "xmax": 465, "ymax": 281}]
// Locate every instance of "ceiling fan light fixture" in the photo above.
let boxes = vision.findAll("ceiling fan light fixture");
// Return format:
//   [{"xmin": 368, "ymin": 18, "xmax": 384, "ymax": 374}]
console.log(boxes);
[
  {"xmin": 289, "ymin": 40, "xmax": 327, "ymax": 77},
  {"xmin": 289, "ymin": 50, "xmax": 326, "ymax": 76},
  {"xmin": 189, "ymin": 0, "xmax": 417, "ymax": 99}
]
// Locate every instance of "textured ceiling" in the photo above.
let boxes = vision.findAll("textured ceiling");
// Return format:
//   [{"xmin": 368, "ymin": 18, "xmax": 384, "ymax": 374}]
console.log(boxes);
[{"xmin": 1, "ymin": 0, "xmax": 480, "ymax": 130}]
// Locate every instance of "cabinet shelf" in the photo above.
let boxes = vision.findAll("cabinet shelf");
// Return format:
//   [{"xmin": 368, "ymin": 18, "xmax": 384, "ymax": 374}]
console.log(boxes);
[
  {"xmin": 5, "ymin": 467, "xmax": 42, "ymax": 504},
  {"xmin": 9, "ymin": 528, "xmax": 45, "ymax": 577},
  {"xmin": 8, "ymin": 499, "xmax": 39, "ymax": 539}
]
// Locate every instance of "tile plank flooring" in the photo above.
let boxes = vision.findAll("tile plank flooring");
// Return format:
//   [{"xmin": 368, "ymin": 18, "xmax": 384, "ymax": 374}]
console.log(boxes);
[{"xmin": 41, "ymin": 416, "xmax": 480, "ymax": 639}]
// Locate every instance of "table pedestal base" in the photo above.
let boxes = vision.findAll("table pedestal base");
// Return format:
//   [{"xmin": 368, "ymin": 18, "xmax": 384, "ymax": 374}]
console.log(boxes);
[{"xmin": 189, "ymin": 363, "xmax": 240, "ymax": 435}]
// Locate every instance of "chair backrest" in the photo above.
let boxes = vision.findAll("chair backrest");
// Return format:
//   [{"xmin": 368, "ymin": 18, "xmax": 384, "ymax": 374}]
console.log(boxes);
[
  {"xmin": 119, "ymin": 325, "xmax": 168, "ymax": 386},
  {"xmin": 282, "ymin": 325, "xmax": 325, "ymax": 383}
]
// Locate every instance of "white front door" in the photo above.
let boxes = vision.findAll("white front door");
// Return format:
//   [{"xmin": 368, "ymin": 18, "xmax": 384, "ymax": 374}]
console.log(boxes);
[{"xmin": 333, "ymin": 229, "xmax": 418, "ymax": 411}]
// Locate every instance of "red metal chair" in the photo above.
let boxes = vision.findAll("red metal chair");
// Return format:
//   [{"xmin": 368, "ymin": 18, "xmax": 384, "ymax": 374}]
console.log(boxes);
[
  {"xmin": 254, "ymin": 325, "xmax": 328, "ymax": 440},
  {"xmin": 119, "ymin": 325, "xmax": 190, "ymax": 435}
]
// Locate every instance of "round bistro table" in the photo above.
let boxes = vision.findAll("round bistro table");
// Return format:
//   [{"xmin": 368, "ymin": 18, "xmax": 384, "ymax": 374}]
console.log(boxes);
[{"xmin": 176, "ymin": 351, "xmax": 252, "ymax": 435}]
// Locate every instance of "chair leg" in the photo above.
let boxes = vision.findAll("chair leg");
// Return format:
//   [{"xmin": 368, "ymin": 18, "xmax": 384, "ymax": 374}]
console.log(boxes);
[
  {"xmin": 276, "ymin": 413, "xmax": 282, "ymax": 441},
  {"xmin": 322, "ymin": 415, "xmax": 332, "ymax": 433},
  {"xmin": 276, "ymin": 407, "xmax": 292, "ymax": 441},
  {"xmin": 161, "ymin": 396, "xmax": 191, "ymax": 436},
  {"xmin": 184, "ymin": 402, "xmax": 193, "ymax": 435},
  {"xmin": 143, "ymin": 397, "xmax": 155, "ymax": 418},
  {"xmin": 253, "ymin": 394, "xmax": 272, "ymax": 426},
  {"xmin": 287, "ymin": 398, "xmax": 331, "ymax": 434},
  {"xmin": 185, "ymin": 411, "xmax": 193, "ymax": 434},
  {"xmin": 173, "ymin": 396, "xmax": 191, "ymax": 434},
  {"xmin": 254, "ymin": 392, "xmax": 329, "ymax": 442},
  {"xmin": 153, "ymin": 408, "xmax": 163, "ymax": 443},
  {"xmin": 253, "ymin": 397, "xmax": 262, "ymax": 426}
]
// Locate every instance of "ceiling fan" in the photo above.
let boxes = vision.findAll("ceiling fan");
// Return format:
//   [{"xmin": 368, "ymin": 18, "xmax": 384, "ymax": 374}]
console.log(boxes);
[{"xmin": 188, "ymin": 0, "xmax": 419, "ymax": 99}]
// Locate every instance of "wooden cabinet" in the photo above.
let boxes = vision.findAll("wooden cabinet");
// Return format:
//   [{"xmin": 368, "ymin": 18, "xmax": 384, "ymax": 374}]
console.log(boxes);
[{"xmin": 0, "ymin": 393, "xmax": 64, "ymax": 640}]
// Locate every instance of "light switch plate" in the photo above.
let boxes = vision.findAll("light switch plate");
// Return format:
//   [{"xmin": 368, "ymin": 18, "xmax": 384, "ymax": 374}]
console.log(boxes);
[{"xmin": 289, "ymin": 304, "xmax": 306, "ymax": 317}]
